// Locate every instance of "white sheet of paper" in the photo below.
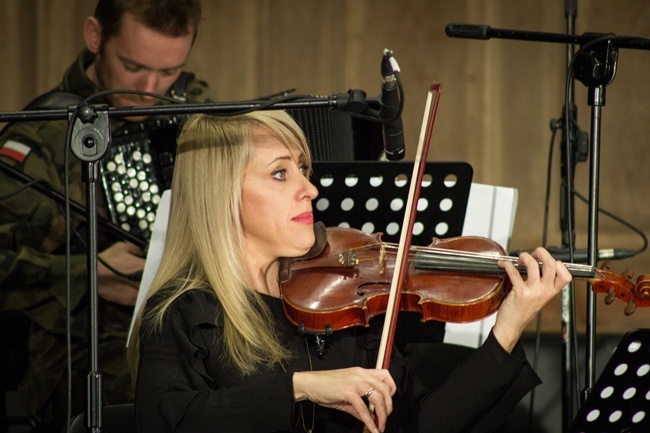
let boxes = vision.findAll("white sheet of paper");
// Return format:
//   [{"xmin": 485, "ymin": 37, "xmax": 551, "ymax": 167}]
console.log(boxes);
[{"xmin": 126, "ymin": 189, "xmax": 171, "ymax": 346}]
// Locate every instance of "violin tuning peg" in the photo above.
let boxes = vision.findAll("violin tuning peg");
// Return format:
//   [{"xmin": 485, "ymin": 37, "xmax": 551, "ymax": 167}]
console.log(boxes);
[
  {"xmin": 601, "ymin": 260, "xmax": 613, "ymax": 271},
  {"xmin": 624, "ymin": 300, "xmax": 637, "ymax": 316},
  {"xmin": 604, "ymin": 288, "xmax": 616, "ymax": 305},
  {"xmin": 621, "ymin": 268, "xmax": 634, "ymax": 280}
]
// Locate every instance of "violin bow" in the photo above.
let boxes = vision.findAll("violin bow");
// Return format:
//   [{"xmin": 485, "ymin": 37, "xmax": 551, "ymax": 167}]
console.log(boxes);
[
  {"xmin": 362, "ymin": 83, "xmax": 442, "ymax": 433},
  {"xmin": 375, "ymin": 82, "xmax": 442, "ymax": 369}
]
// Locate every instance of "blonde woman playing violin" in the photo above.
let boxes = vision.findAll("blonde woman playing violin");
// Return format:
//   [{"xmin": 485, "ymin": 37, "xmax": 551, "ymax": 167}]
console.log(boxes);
[{"xmin": 128, "ymin": 110, "xmax": 571, "ymax": 433}]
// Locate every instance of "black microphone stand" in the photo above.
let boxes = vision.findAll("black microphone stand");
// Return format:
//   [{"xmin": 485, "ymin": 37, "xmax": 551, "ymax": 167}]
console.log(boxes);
[
  {"xmin": 446, "ymin": 22, "xmax": 649, "ymax": 432},
  {"xmin": 573, "ymin": 35, "xmax": 619, "ymax": 402},
  {"xmin": 70, "ymin": 105, "xmax": 112, "ymax": 433},
  {"xmin": 0, "ymin": 89, "xmax": 393, "ymax": 433}
]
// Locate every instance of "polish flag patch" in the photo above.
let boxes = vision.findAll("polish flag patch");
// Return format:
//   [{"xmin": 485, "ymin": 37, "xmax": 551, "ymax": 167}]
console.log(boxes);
[{"xmin": 0, "ymin": 140, "xmax": 32, "ymax": 163}]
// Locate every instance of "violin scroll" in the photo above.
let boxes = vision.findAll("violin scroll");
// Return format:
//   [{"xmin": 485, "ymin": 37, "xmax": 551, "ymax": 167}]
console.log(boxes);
[
  {"xmin": 630, "ymin": 273, "xmax": 650, "ymax": 312},
  {"xmin": 590, "ymin": 264, "xmax": 650, "ymax": 316}
]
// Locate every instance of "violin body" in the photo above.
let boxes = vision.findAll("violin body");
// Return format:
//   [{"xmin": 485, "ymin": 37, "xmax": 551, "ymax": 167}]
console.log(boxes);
[{"xmin": 280, "ymin": 226, "xmax": 509, "ymax": 334}]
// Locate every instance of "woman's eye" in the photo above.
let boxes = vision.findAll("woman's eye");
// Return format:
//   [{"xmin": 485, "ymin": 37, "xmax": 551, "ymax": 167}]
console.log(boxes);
[
  {"xmin": 299, "ymin": 165, "xmax": 308, "ymax": 176},
  {"xmin": 272, "ymin": 170, "xmax": 286, "ymax": 181}
]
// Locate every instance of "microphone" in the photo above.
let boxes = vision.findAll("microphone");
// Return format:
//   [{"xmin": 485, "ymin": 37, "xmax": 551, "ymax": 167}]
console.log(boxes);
[
  {"xmin": 380, "ymin": 49, "xmax": 405, "ymax": 161},
  {"xmin": 548, "ymin": 247, "xmax": 637, "ymax": 263},
  {"xmin": 511, "ymin": 246, "xmax": 637, "ymax": 263},
  {"xmin": 445, "ymin": 23, "xmax": 492, "ymax": 40}
]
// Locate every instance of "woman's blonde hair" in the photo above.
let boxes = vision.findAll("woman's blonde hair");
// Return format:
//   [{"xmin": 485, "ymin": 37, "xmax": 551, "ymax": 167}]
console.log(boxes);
[{"xmin": 127, "ymin": 110, "xmax": 312, "ymax": 377}]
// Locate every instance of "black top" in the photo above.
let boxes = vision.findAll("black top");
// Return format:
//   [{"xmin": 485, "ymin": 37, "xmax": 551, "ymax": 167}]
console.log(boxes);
[{"xmin": 135, "ymin": 289, "xmax": 541, "ymax": 433}]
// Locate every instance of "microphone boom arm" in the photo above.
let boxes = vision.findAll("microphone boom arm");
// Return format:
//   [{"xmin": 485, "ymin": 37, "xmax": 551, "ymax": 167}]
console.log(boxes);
[{"xmin": 445, "ymin": 23, "xmax": 650, "ymax": 50}]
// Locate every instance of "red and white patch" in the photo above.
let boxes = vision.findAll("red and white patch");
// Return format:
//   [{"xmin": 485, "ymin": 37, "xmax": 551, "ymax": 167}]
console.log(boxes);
[{"xmin": 0, "ymin": 140, "xmax": 32, "ymax": 163}]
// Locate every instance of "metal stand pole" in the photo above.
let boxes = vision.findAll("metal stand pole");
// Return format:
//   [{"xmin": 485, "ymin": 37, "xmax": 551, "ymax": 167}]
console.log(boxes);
[
  {"xmin": 573, "ymin": 36, "xmax": 618, "ymax": 401},
  {"xmin": 584, "ymin": 85, "xmax": 605, "ymax": 400},
  {"xmin": 69, "ymin": 105, "xmax": 111, "ymax": 433}
]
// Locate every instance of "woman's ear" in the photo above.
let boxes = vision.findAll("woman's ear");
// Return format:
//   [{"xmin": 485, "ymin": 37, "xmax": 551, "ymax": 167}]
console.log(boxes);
[{"xmin": 83, "ymin": 16, "xmax": 102, "ymax": 54}]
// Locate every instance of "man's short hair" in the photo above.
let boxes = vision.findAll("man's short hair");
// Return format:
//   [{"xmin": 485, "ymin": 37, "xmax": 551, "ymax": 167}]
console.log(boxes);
[{"xmin": 94, "ymin": 0, "xmax": 202, "ymax": 43}]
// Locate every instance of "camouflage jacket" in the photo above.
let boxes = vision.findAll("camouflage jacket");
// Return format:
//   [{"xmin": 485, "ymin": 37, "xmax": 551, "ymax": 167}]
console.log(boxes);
[
  {"xmin": 0, "ymin": 49, "xmax": 215, "ymax": 421},
  {"xmin": 0, "ymin": 49, "xmax": 214, "ymax": 331}
]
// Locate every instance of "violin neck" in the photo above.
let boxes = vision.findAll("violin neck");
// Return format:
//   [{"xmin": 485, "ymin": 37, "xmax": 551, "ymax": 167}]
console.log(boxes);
[
  {"xmin": 413, "ymin": 251, "xmax": 596, "ymax": 279},
  {"xmin": 515, "ymin": 261, "xmax": 595, "ymax": 279}
]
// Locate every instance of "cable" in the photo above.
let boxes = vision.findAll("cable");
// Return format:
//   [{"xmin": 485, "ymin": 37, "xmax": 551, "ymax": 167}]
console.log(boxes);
[
  {"xmin": 0, "ymin": 178, "xmax": 41, "ymax": 200},
  {"xmin": 64, "ymin": 104, "xmax": 75, "ymax": 433},
  {"xmin": 570, "ymin": 187, "xmax": 648, "ymax": 256},
  {"xmin": 69, "ymin": 222, "xmax": 143, "ymax": 281}
]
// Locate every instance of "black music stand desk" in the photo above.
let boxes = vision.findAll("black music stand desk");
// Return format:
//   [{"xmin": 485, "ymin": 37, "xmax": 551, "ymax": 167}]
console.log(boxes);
[
  {"xmin": 311, "ymin": 161, "xmax": 473, "ymax": 245},
  {"xmin": 569, "ymin": 329, "xmax": 650, "ymax": 433}
]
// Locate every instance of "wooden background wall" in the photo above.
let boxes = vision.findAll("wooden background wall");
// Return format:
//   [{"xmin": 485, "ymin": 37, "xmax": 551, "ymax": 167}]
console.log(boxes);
[{"xmin": 2, "ymin": 0, "xmax": 650, "ymax": 335}]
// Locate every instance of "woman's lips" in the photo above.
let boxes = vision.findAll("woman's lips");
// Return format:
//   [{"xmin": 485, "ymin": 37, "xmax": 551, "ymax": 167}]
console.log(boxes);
[{"xmin": 292, "ymin": 211, "xmax": 314, "ymax": 224}]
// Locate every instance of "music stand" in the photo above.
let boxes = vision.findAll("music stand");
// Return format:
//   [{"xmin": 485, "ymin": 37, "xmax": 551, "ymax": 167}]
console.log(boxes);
[
  {"xmin": 569, "ymin": 329, "xmax": 650, "ymax": 433},
  {"xmin": 311, "ymin": 161, "xmax": 473, "ymax": 245}
]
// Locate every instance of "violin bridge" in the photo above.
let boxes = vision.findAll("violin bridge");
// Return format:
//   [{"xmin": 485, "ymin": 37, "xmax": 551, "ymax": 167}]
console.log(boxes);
[
  {"xmin": 379, "ymin": 243, "xmax": 386, "ymax": 275},
  {"xmin": 338, "ymin": 250, "xmax": 358, "ymax": 268}
]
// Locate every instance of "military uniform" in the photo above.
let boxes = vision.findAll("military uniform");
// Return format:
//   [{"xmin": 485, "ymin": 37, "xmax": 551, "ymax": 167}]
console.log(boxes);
[{"xmin": 0, "ymin": 49, "xmax": 215, "ymax": 430}]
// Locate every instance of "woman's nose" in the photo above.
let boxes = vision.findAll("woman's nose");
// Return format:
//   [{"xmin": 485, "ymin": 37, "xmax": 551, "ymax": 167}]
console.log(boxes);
[{"xmin": 302, "ymin": 176, "xmax": 318, "ymax": 200}]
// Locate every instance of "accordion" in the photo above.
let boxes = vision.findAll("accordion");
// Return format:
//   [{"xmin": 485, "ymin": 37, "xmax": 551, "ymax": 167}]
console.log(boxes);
[{"xmin": 100, "ymin": 117, "xmax": 180, "ymax": 243}]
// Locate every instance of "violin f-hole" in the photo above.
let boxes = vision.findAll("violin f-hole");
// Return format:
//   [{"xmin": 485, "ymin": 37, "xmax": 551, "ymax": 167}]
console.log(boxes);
[{"xmin": 355, "ymin": 282, "xmax": 390, "ymax": 297}]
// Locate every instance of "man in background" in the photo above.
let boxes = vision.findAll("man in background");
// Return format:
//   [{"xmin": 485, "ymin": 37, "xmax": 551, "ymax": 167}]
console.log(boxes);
[{"xmin": 0, "ymin": 0, "xmax": 214, "ymax": 430}]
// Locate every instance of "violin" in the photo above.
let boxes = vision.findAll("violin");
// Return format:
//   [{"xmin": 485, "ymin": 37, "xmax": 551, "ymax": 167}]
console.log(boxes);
[{"xmin": 279, "ymin": 225, "xmax": 650, "ymax": 335}]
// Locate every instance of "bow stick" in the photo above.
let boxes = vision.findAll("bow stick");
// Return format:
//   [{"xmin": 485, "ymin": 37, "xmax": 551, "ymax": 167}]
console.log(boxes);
[
  {"xmin": 375, "ymin": 82, "xmax": 442, "ymax": 368},
  {"xmin": 363, "ymin": 83, "xmax": 442, "ymax": 432}
]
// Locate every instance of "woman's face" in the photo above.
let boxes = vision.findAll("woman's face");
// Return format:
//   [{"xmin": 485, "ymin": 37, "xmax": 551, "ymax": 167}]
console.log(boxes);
[{"xmin": 240, "ymin": 127, "xmax": 318, "ymax": 269}]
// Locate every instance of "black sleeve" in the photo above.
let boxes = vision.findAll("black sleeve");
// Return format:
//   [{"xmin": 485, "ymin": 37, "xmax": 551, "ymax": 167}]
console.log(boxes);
[
  {"xmin": 406, "ymin": 331, "xmax": 541, "ymax": 433},
  {"xmin": 135, "ymin": 291, "xmax": 298, "ymax": 433}
]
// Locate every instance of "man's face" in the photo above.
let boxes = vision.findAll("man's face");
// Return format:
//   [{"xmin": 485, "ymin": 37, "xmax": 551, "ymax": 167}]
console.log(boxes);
[{"xmin": 92, "ymin": 12, "xmax": 195, "ymax": 107}]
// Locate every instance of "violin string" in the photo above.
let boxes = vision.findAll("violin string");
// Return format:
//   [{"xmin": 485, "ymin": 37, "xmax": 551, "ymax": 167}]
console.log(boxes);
[
  {"xmin": 349, "ymin": 243, "xmax": 595, "ymax": 277},
  {"xmin": 385, "ymin": 243, "xmax": 514, "ymax": 261},
  {"xmin": 351, "ymin": 244, "xmax": 506, "ymax": 274},
  {"xmin": 385, "ymin": 243, "xmax": 595, "ymax": 272}
]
